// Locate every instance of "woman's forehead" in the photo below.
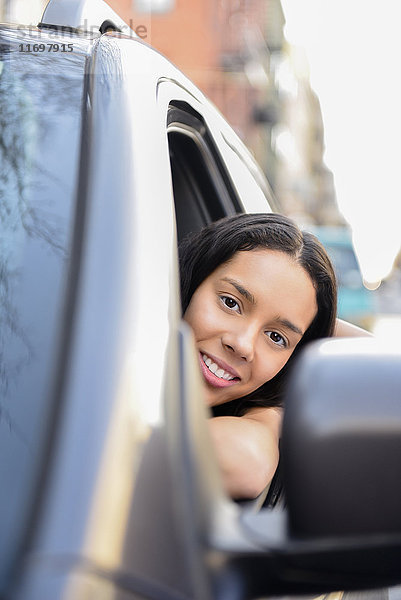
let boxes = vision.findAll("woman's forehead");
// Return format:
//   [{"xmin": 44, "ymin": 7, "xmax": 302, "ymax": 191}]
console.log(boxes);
[{"xmin": 213, "ymin": 249, "xmax": 318, "ymax": 329}]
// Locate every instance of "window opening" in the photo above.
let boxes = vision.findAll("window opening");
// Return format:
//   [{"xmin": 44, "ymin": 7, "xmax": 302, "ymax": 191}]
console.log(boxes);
[{"xmin": 167, "ymin": 102, "xmax": 241, "ymax": 243}]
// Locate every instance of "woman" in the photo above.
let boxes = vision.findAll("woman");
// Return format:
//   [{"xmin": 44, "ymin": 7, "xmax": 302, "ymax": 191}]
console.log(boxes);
[{"xmin": 179, "ymin": 213, "xmax": 369, "ymax": 499}]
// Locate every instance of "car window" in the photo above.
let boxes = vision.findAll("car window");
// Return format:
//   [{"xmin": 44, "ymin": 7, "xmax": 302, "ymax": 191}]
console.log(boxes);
[
  {"xmin": 0, "ymin": 30, "xmax": 88, "ymax": 588},
  {"xmin": 167, "ymin": 102, "xmax": 241, "ymax": 242}
]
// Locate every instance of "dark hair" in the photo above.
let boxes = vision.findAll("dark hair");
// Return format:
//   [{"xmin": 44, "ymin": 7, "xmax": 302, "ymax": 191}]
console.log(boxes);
[{"xmin": 179, "ymin": 213, "xmax": 337, "ymax": 415}]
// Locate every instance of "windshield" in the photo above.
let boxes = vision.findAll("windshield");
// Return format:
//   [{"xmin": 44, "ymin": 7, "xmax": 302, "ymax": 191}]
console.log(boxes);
[{"xmin": 0, "ymin": 28, "xmax": 89, "ymax": 588}]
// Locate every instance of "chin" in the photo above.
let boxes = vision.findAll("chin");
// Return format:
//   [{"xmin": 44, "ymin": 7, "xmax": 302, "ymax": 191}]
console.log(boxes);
[
  {"xmin": 205, "ymin": 394, "xmax": 218, "ymax": 408},
  {"xmin": 205, "ymin": 391, "xmax": 233, "ymax": 408}
]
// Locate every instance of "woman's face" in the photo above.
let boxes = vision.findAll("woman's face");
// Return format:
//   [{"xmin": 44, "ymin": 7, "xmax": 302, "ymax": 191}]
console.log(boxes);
[{"xmin": 183, "ymin": 249, "xmax": 318, "ymax": 407}]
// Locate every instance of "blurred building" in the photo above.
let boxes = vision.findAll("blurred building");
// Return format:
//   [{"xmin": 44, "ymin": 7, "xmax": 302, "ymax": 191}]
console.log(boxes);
[{"xmin": 272, "ymin": 44, "xmax": 343, "ymax": 225}]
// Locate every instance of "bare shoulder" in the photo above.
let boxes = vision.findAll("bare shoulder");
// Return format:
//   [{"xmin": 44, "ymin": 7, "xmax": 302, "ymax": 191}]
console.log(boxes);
[{"xmin": 241, "ymin": 406, "xmax": 282, "ymax": 435}]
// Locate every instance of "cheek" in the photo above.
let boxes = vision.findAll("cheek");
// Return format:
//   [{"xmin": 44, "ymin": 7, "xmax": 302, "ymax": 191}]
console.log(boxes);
[
  {"xmin": 256, "ymin": 348, "xmax": 292, "ymax": 385},
  {"xmin": 184, "ymin": 297, "xmax": 220, "ymax": 341}
]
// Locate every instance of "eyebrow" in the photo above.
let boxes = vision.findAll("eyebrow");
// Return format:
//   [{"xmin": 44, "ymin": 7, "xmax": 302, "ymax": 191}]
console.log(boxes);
[
  {"xmin": 221, "ymin": 277, "xmax": 304, "ymax": 337},
  {"xmin": 274, "ymin": 317, "xmax": 304, "ymax": 337},
  {"xmin": 222, "ymin": 277, "xmax": 255, "ymax": 304}
]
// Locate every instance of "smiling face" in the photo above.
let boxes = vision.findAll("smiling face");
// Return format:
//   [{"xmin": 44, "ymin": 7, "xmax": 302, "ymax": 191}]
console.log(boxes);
[{"xmin": 183, "ymin": 249, "xmax": 318, "ymax": 407}]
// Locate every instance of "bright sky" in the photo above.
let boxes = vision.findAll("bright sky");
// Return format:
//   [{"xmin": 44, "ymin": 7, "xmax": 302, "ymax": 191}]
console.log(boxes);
[{"xmin": 280, "ymin": 0, "xmax": 401, "ymax": 285}]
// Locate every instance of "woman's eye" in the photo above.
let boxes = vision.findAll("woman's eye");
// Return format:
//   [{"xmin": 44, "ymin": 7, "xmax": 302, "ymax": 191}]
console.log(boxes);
[
  {"xmin": 220, "ymin": 296, "xmax": 240, "ymax": 312},
  {"xmin": 266, "ymin": 331, "xmax": 287, "ymax": 348}
]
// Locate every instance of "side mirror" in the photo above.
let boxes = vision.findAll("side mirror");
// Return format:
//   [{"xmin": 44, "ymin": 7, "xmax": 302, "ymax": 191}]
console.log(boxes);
[
  {"xmin": 283, "ymin": 337, "xmax": 401, "ymax": 540},
  {"xmin": 231, "ymin": 339, "xmax": 401, "ymax": 596}
]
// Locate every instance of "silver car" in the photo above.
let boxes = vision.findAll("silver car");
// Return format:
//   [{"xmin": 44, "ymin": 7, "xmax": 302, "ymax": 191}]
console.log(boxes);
[{"xmin": 1, "ymin": 1, "xmax": 401, "ymax": 599}]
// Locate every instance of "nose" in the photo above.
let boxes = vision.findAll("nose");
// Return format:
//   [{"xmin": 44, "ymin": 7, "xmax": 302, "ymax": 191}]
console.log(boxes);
[{"xmin": 221, "ymin": 324, "xmax": 257, "ymax": 362}]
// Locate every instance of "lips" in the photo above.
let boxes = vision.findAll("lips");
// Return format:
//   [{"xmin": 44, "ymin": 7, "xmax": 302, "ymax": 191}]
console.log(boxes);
[{"xmin": 198, "ymin": 352, "xmax": 240, "ymax": 389}]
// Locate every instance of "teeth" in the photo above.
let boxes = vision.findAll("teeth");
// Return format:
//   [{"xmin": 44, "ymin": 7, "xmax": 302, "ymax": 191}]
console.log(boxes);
[{"xmin": 202, "ymin": 354, "xmax": 235, "ymax": 381}]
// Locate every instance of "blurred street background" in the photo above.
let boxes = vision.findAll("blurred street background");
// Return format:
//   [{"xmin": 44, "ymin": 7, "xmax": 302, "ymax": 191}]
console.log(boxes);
[{"xmin": 2, "ymin": 0, "xmax": 401, "ymax": 336}]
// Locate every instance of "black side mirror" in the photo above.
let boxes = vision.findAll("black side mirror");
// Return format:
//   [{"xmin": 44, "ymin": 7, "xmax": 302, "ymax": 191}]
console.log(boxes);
[
  {"xmin": 283, "ymin": 337, "xmax": 401, "ymax": 540},
  {"xmin": 234, "ymin": 339, "xmax": 401, "ymax": 596}
]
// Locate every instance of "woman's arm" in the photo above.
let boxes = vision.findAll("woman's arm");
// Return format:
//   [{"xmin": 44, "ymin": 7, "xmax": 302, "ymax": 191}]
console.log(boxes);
[
  {"xmin": 334, "ymin": 318, "xmax": 373, "ymax": 338},
  {"xmin": 208, "ymin": 406, "xmax": 282, "ymax": 499}
]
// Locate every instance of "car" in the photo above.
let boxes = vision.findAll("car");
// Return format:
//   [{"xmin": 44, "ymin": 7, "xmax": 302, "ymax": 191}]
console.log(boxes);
[{"xmin": 1, "ymin": 1, "xmax": 401, "ymax": 599}]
